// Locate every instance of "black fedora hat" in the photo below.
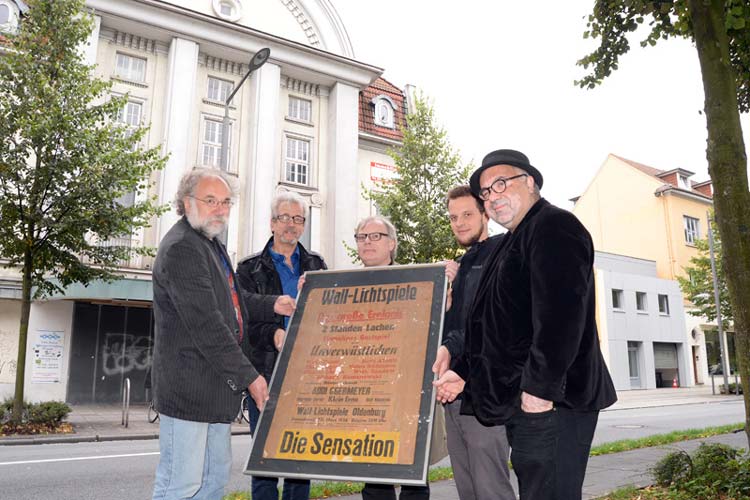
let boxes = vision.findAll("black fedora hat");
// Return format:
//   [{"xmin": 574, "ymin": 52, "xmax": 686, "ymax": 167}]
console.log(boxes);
[{"xmin": 469, "ymin": 149, "xmax": 543, "ymax": 197}]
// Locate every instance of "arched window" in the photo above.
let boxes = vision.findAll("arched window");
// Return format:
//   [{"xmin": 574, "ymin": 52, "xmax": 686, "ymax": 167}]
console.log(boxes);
[
  {"xmin": 0, "ymin": 5, "xmax": 10, "ymax": 25},
  {"xmin": 373, "ymin": 97, "xmax": 395, "ymax": 128}
]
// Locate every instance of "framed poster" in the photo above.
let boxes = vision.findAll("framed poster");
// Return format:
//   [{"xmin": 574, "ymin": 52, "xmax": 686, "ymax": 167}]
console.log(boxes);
[
  {"xmin": 245, "ymin": 263, "xmax": 446, "ymax": 485},
  {"xmin": 31, "ymin": 330, "xmax": 64, "ymax": 384}
]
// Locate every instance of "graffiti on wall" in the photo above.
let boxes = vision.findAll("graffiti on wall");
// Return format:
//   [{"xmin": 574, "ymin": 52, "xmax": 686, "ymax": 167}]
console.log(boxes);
[
  {"xmin": 101, "ymin": 333, "xmax": 152, "ymax": 376},
  {"xmin": 0, "ymin": 329, "xmax": 19, "ymax": 384}
]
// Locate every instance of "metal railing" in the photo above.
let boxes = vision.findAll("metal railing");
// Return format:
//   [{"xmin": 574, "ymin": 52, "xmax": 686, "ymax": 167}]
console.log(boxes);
[{"xmin": 121, "ymin": 377, "xmax": 131, "ymax": 428}]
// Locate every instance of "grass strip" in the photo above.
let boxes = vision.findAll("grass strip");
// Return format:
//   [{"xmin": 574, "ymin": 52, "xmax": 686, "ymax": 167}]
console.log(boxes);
[{"xmin": 225, "ymin": 423, "xmax": 745, "ymax": 499}]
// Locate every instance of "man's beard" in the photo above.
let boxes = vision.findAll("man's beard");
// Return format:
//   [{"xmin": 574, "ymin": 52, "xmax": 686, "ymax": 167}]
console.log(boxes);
[
  {"xmin": 186, "ymin": 206, "xmax": 227, "ymax": 239},
  {"xmin": 456, "ymin": 226, "xmax": 484, "ymax": 247}
]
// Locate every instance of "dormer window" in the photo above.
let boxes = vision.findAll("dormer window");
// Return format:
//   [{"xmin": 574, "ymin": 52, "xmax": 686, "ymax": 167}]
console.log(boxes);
[
  {"xmin": 212, "ymin": 0, "xmax": 242, "ymax": 22},
  {"xmin": 679, "ymin": 174, "xmax": 690, "ymax": 189},
  {"xmin": 372, "ymin": 95, "xmax": 396, "ymax": 128}
]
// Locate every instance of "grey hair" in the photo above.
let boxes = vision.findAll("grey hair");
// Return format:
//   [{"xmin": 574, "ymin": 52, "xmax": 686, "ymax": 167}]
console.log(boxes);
[
  {"xmin": 174, "ymin": 168, "xmax": 239, "ymax": 216},
  {"xmin": 271, "ymin": 191, "xmax": 309, "ymax": 219},
  {"xmin": 355, "ymin": 215, "xmax": 398, "ymax": 263}
]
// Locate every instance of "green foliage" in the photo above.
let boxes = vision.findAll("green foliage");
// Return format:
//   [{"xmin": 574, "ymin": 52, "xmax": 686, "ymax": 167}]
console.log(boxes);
[
  {"xmin": 677, "ymin": 217, "xmax": 734, "ymax": 327},
  {"xmin": 27, "ymin": 401, "xmax": 72, "ymax": 425},
  {"xmin": 367, "ymin": 94, "xmax": 471, "ymax": 264},
  {"xmin": 652, "ymin": 449, "xmax": 692, "ymax": 487},
  {"xmin": 576, "ymin": 0, "xmax": 750, "ymax": 113},
  {"xmin": 651, "ymin": 443, "xmax": 750, "ymax": 499},
  {"xmin": 1, "ymin": 399, "xmax": 70, "ymax": 426},
  {"xmin": 0, "ymin": 0, "xmax": 168, "ymax": 298}
]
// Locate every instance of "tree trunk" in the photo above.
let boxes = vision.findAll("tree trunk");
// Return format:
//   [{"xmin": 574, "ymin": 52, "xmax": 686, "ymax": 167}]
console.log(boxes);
[
  {"xmin": 12, "ymin": 250, "xmax": 33, "ymax": 424},
  {"xmin": 688, "ymin": 0, "xmax": 750, "ymax": 448}
]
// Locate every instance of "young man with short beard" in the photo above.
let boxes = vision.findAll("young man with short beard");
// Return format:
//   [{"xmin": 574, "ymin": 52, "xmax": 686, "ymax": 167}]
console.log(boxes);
[{"xmin": 432, "ymin": 185, "xmax": 513, "ymax": 500}]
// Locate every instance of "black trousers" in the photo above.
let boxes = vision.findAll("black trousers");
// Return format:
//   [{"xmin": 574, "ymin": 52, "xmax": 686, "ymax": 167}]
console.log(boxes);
[
  {"xmin": 361, "ymin": 482, "xmax": 429, "ymax": 500},
  {"xmin": 505, "ymin": 406, "xmax": 599, "ymax": 500}
]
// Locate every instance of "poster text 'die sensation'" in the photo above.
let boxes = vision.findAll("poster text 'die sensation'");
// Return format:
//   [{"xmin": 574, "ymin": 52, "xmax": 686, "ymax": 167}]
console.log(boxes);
[{"xmin": 277, "ymin": 429, "xmax": 400, "ymax": 463}]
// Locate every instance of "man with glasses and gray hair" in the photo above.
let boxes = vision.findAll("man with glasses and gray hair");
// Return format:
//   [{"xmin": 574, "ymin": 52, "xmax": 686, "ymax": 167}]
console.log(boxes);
[
  {"xmin": 353, "ymin": 214, "xmax": 434, "ymax": 500},
  {"xmin": 152, "ymin": 168, "xmax": 282, "ymax": 500},
  {"xmin": 236, "ymin": 191, "xmax": 327, "ymax": 500}
]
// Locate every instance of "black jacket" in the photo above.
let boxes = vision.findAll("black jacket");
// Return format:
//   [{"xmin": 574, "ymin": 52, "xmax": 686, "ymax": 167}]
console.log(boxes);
[
  {"xmin": 236, "ymin": 237, "xmax": 327, "ymax": 380},
  {"xmin": 442, "ymin": 234, "xmax": 504, "ymax": 366},
  {"xmin": 151, "ymin": 218, "xmax": 276, "ymax": 422},
  {"xmin": 455, "ymin": 199, "xmax": 617, "ymax": 425}
]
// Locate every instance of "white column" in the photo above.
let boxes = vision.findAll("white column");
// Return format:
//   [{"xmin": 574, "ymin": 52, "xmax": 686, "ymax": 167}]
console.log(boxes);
[
  {"xmin": 242, "ymin": 63, "xmax": 281, "ymax": 255},
  {"xmin": 82, "ymin": 15, "xmax": 101, "ymax": 66},
  {"xmin": 157, "ymin": 37, "xmax": 199, "ymax": 242},
  {"xmin": 326, "ymin": 82, "xmax": 360, "ymax": 269}
]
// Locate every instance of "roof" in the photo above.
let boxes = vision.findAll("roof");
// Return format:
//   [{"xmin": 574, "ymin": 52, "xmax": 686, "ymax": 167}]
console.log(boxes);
[
  {"xmin": 612, "ymin": 154, "xmax": 712, "ymax": 199},
  {"xmin": 358, "ymin": 77, "xmax": 405, "ymax": 142}
]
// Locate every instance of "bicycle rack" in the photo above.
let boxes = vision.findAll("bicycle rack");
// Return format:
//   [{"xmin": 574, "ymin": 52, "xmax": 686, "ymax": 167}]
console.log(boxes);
[{"xmin": 121, "ymin": 377, "xmax": 131, "ymax": 428}]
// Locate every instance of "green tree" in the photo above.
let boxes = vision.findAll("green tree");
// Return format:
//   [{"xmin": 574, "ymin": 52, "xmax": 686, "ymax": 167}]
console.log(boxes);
[
  {"xmin": 0, "ymin": 0, "xmax": 167, "ymax": 423},
  {"xmin": 677, "ymin": 219, "xmax": 733, "ymax": 328},
  {"xmin": 368, "ymin": 95, "xmax": 471, "ymax": 264},
  {"xmin": 577, "ymin": 0, "xmax": 750, "ymax": 446}
]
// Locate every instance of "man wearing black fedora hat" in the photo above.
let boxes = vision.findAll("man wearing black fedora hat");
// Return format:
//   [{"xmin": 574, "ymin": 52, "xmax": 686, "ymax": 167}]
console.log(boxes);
[{"xmin": 434, "ymin": 149, "xmax": 616, "ymax": 500}]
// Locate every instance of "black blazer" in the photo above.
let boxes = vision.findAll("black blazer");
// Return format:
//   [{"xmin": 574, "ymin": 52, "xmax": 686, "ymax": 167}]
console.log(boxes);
[
  {"xmin": 456, "ymin": 199, "xmax": 617, "ymax": 425},
  {"xmin": 151, "ymin": 218, "xmax": 275, "ymax": 422}
]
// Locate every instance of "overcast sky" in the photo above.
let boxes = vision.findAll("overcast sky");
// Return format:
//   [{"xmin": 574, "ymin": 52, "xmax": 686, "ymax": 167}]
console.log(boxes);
[{"xmin": 335, "ymin": 1, "xmax": 750, "ymax": 209}]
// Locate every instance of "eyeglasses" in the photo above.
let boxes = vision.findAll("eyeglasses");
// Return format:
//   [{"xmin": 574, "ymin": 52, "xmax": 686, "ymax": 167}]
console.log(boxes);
[
  {"xmin": 273, "ymin": 214, "xmax": 306, "ymax": 225},
  {"xmin": 190, "ymin": 196, "xmax": 234, "ymax": 208},
  {"xmin": 478, "ymin": 173, "xmax": 528, "ymax": 201},
  {"xmin": 354, "ymin": 232, "xmax": 389, "ymax": 242}
]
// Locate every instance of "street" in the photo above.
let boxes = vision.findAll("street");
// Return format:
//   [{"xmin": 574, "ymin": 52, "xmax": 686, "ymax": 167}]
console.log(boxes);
[{"xmin": 0, "ymin": 399, "xmax": 745, "ymax": 500}]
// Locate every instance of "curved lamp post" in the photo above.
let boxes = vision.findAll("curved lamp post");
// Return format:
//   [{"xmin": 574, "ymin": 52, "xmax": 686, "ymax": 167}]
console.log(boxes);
[{"xmin": 219, "ymin": 48, "xmax": 270, "ymax": 171}]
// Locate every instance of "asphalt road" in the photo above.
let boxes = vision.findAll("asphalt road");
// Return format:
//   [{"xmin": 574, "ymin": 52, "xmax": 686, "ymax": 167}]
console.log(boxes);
[{"xmin": 0, "ymin": 400, "xmax": 745, "ymax": 500}]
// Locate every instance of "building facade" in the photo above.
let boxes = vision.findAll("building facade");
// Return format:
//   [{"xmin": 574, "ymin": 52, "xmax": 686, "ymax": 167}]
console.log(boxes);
[
  {"xmin": 0, "ymin": 0, "xmax": 409, "ymax": 404},
  {"xmin": 594, "ymin": 252, "xmax": 691, "ymax": 390},
  {"xmin": 572, "ymin": 154, "xmax": 723, "ymax": 388}
]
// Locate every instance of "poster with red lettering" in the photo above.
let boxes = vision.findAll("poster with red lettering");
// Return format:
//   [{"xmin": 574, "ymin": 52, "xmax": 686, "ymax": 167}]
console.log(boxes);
[{"xmin": 245, "ymin": 263, "xmax": 447, "ymax": 485}]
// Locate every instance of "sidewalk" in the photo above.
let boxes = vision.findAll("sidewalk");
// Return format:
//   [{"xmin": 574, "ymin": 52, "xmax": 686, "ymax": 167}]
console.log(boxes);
[{"xmin": 0, "ymin": 387, "xmax": 746, "ymax": 499}]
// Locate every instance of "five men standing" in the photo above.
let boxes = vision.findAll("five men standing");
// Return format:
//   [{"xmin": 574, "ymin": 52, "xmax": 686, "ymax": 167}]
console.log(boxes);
[{"xmin": 152, "ymin": 148, "xmax": 616, "ymax": 500}]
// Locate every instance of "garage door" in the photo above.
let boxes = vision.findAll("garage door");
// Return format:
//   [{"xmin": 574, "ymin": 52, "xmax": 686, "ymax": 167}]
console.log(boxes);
[{"xmin": 654, "ymin": 343, "xmax": 678, "ymax": 369}]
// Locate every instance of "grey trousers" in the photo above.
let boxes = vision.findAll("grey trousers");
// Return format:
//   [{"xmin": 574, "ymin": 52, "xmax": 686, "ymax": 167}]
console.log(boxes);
[{"xmin": 444, "ymin": 402, "xmax": 515, "ymax": 500}]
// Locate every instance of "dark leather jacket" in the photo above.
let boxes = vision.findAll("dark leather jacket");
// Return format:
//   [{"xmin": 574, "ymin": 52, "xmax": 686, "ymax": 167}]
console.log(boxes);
[{"xmin": 236, "ymin": 237, "xmax": 327, "ymax": 380}]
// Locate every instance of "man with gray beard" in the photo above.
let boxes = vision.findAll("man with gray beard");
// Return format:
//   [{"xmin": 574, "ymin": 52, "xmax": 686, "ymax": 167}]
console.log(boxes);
[{"xmin": 151, "ymin": 168, "xmax": 294, "ymax": 500}]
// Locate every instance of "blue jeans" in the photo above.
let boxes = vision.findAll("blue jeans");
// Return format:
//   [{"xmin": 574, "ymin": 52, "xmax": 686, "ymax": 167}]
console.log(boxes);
[
  {"xmin": 152, "ymin": 414, "xmax": 232, "ymax": 500},
  {"xmin": 249, "ymin": 402, "xmax": 311, "ymax": 500}
]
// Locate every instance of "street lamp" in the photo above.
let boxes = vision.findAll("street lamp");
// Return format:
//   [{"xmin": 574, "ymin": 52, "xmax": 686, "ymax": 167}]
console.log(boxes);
[
  {"xmin": 220, "ymin": 47, "xmax": 270, "ymax": 171},
  {"xmin": 707, "ymin": 210, "xmax": 731, "ymax": 392}
]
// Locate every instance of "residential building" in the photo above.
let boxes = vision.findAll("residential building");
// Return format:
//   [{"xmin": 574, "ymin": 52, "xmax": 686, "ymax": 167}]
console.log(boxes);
[
  {"xmin": 0, "ymin": 0, "xmax": 408, "ymax": 404},
  {"xmin": 572, "ymin": 154, "xmax": 724, "ymax": 387}
]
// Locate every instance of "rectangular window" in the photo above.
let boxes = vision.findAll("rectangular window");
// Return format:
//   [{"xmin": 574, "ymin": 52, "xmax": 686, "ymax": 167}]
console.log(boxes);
[
  {"xmin": 207, "ymin": 76, "xmax": 233, "ymax": 102},
  {"xmin": 284, "ymin": 137, "xmax": 310, "ymax": 185},
  {"xmin": 114, "ymin": 53, "xmax": 146, "ymax": 82},
  {"xmin": 202, "ymin": 118, "xmax": 230, "ymax": 168},
  {"xmin": 658, "ymin": 294, "xmax": 670, "ymax": 314},
  {"xmin": 612, "ymin": 289, "xmax": 624, "ymax": 309},
  {"xmin": 117, "ymin": 100, "xmax": 143, "ymax": 149},
  {"xmin": 636, "ymin": 291, "xmax": 647, "ymax": 311},
  {"xmin": 288, "ymin": 96, "xmax": 312, "ymax": 122},
  {"xmin": 684, "ymin": 216, "xmax": 700, "ymax": 245}
]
